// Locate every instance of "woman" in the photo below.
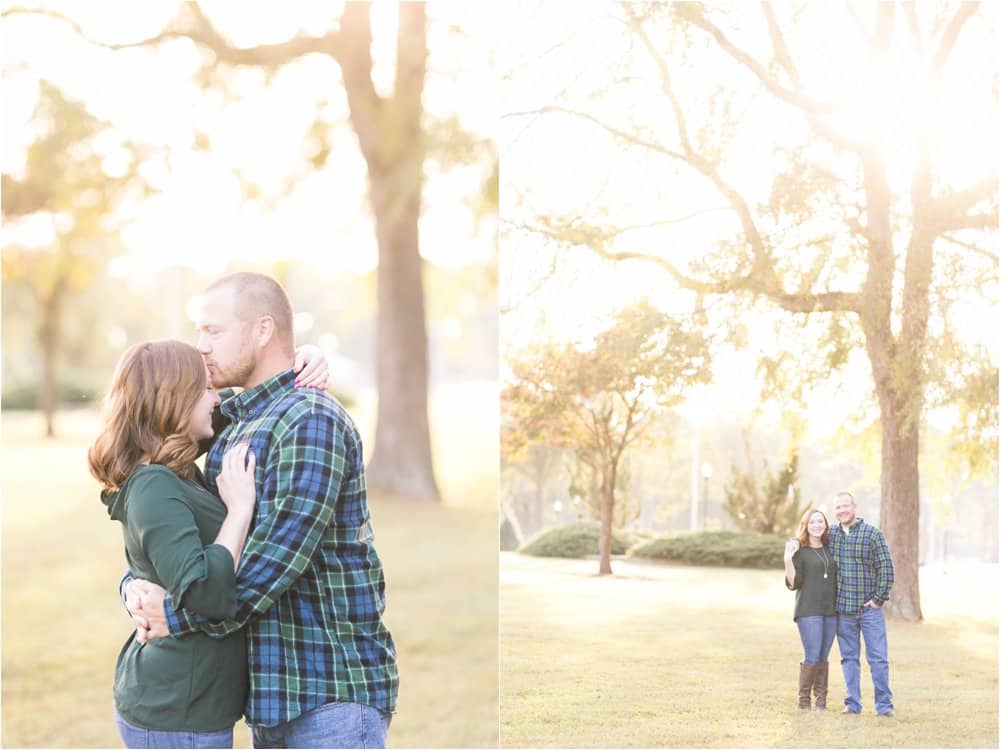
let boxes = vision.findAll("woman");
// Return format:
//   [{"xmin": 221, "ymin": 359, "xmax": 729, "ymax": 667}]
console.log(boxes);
[
  {"xmin": 90, "ymin": 340, "xmax": 273, "ymax": 747},
  {"xmin": 784, "ymin": 507, "xmax": 838, "ymax": 711}
]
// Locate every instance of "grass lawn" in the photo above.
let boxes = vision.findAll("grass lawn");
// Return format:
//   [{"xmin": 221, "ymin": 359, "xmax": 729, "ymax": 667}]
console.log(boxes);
[
  {"xmin": 500, "ymin": 552, "xmax": 998, "ymax": 748},
  {"xmin": 2, "ymin": 391, "xmax": 498, "ymax": 749}
]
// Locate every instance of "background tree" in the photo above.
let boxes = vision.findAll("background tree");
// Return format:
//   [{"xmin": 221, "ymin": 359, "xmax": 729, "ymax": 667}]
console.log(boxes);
[
  {"xmin": 503, "ymin": 300, "xmax": 711, "ymax": 574},
  {"xmin": 569, "ymin": 452, "xmax": 639, "ymax": 529},
  {"xmin": 723, "ymin": 443, "xmax": 806, "ymax": 538},
  {"xmin": 3, "ymin": 1, "xmax": 497, "ymax": 501},
  {"xmin": 500, "ymin": 442, "xmax": 563, "ymax": 538},
  {"xmin": 509, "ymin": 2, "xmax": 997, "ymax": 619},
  {"xmin": 2, "ymin": 82, "xmax": 143, "ymax": 436}
]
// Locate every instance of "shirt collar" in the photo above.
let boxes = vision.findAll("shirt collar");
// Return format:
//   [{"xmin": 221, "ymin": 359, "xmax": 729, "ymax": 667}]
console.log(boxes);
[
  {"xmin": 220, "ymin": 368, "xmax": 297, "ymax": 422},
  {"xmin": 839, "ymin": 517, "xmax": 864, "ymax": 533}
]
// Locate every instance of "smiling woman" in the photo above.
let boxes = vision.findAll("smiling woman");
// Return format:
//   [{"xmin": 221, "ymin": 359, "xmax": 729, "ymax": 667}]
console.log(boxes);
[{"xmin": 88, "ymin": 339, "xmax": 256, "ymax": 747}]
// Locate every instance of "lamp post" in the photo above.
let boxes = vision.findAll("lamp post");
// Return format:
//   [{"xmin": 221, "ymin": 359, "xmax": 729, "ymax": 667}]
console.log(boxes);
[{"xmin": 700, "ymin": 462, "xmax": 713, "ymax": 529}]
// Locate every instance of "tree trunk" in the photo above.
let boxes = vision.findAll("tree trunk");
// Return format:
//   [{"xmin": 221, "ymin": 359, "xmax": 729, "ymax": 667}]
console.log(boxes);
[
  {"xmin": 38, "ymin": 287, "xmax": 63, "ymax": 438},
  {"xmin": 364, "ymin": 166, "xmax": 439, "ymax": 499},
  {"xmin": 876, "ymin": 391, "xmax": 923, "ymax": 621},
  {"xmin": 340, "ymin": 3, "xmax": 439, "ymax": 501},
  {"xmin": 532, "ymin": 470, "xmax": 544, "ymax": 535},
  {"xmin": 598, "ymin": 473, "xmax": 614, "ymax": 575}
]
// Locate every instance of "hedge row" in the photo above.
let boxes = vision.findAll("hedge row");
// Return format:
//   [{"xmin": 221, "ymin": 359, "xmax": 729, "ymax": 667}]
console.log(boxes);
[
  {"xmin": 518, "ymin": 521, "xmax": 649, "ymax": 558},
  {"xmin": 519, "ymin": 523, "xmax": 784, "ymax": 569},
  {"xmin": 630, "ymin": 529, "xmax": 785, "ymax": 569}
]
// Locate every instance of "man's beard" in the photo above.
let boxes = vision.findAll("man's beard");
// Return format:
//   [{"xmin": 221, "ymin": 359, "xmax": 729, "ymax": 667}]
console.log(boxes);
[{"xmin": 211, "ymin": 347, "xmax": 256, "ymax": 389}]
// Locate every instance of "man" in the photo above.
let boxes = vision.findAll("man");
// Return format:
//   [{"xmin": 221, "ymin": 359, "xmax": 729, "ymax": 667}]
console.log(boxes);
[
  {"xmin": 828, "ymin": 491, "xmax": 895, "ymax": 717},
  {"xmin": 126, "ymin": 272, "xmax": 398, "ymax": 748}
]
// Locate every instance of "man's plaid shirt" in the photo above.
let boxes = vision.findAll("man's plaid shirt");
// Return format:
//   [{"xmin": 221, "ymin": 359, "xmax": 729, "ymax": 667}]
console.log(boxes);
[
  {"xmin": 162, "ymin": 369, "xmax": 398, "ymax": 728},
  {"xmin": 828, "ymin": 517, "xmax": 894, "ymax": 615}
]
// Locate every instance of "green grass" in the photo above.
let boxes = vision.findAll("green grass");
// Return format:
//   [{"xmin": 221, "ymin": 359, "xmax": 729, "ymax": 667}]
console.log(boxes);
[
  {"xmin": 500, "ymin": 552, "xmax": 998, "ymax": 748},
  {"xmin": 1, "ymin": 402, "xmax": 498, "ymax": 749}
]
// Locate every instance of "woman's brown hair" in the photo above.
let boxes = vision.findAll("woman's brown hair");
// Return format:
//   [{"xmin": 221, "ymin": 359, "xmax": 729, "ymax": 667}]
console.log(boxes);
[
  {"xmin": 795, "ymin": 507, "xmax": 830, "ymax": 549},
  {"xmin": 88, "ymin": 340, "xmax": 207, "ymax": 490}
]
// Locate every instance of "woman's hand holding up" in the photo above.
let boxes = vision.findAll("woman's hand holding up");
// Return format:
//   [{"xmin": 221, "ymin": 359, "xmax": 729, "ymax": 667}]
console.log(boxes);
[
  {"xmin": 293, "ymin": 344, "xmax": 330, "ymax": 390},
  {"xmin": 213, "ymin": 442, "xmax": 256, "ymax": 569},
  {"xmin": 216, "ymin": 442, "xmax": 256, "ymax": 518},
  {"xmin": 783, "ymin": 539, "xmax": 799, "ymax": 563}
]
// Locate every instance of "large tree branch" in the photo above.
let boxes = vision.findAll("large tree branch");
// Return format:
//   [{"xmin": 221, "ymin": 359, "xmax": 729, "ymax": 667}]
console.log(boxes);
[
  {"xmin": 337, "ymin": 4, "xmax": 384, "ymax": 167},
  {"xmin": 932, "ymin": 178, "xmax": 997, "ymax": 221},
  {"xmin": 508, "ymin": 104, "xmax": 776, "ymax": 285},
  {"xmin": 770, "ymin": 291, "xmax": 862, "ymax": 314},
  {"xmin": 868, "ymin": 3, "xmax": 896, "ymax": 67},
  {"xmin": 936, "ymin": 211, "xmax": 999, "ymax": 233},
  {"xmin": 931, "ymin": 3, "xmax": 979, "ymax": 85},
  {"xmin": 515, "ymin": 218, "xmax": 861, "ymax": 313},
  {"xmin": 394, "ymin": 3, "xmax": 427, "ymax": 118},
  {"xmin": 1, "ymin": 4, "xmax": 340, "ymax": 66},
  {"xmin": 900, "ymin": 2, "xmax": 924, "ymax": 54}
]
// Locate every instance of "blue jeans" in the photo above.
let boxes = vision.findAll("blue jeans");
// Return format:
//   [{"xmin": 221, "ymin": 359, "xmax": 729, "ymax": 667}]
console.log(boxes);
[
  {"xmin": 796, "ymin": 615, "xmax": 837, "ymax": 664},
  {"xmin": 114, "ymin": 709, "xmax": 233, "ymax": 748},
  {"xmin": 838, "ymin": 605, "xmax": 894, "ymax": 714},
  {"xmin": 251, "ymin": 701, "xmax": 392, "ymax": 749}
]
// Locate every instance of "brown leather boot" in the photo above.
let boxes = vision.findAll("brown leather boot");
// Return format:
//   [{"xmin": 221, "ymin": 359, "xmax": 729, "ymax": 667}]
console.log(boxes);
[
  {"xmin": 813, "ymin": 661, "xmax": 829, "ymax": 710},
  {"xmin": 798, "ymin": 663, "xmax": 815, "ymax": 710}
]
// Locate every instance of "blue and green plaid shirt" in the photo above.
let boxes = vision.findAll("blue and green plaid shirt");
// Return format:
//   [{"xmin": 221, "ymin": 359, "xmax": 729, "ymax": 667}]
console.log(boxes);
[
  {"xmin": 828, "ymin": 517, "xmax": 894, "ymax": 615},
  {"xmin": 162, "ymin": 369, "xmax": 398, "ymax": 727}
]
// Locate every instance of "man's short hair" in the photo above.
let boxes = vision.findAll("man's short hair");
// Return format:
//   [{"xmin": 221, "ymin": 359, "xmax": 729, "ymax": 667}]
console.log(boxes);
[
  {"xmin": 208, "ymin": 272, "xmax": 295, "ymax": 351},
  {"xmin": 835, "ymin": 491, "xmax": 856, "ymax": 504}
]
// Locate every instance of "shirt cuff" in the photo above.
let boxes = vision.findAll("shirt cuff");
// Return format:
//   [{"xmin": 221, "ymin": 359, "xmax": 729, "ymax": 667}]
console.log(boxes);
[{"xmin": 163, "ymin": 593, "xmax": 181, "ymax": 636}]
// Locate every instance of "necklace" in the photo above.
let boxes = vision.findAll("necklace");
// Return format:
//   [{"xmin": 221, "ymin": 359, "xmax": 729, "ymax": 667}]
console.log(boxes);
[{"xmin": 811, "ymin": 547, "xmax": 830, "ymax": 579}]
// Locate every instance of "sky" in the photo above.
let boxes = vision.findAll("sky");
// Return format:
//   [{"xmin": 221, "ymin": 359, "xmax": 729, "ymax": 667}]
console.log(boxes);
[
  {"xmin": 1, "ymin": 0, "xmax": 497, "ymax": 278},
  {"xmin": 498, "ymin": 0, "xmax": 998, "ymax": 440}
]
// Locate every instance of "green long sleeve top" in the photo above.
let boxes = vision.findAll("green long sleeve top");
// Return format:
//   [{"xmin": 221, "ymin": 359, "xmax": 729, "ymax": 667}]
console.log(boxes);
[
  {"xmin": 785, "ymin": 545, "xmax": 838, "ymax": 621},
  {"xmin": 102, "ymin": 464, "xmax": 248, "ymax": 731}
]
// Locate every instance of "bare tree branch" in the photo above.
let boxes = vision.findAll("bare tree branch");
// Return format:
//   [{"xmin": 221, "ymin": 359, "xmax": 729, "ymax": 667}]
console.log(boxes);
[
  {"xmin": 761, "ymin": 3, "xmax": 803, "ymax": 90},
  {"xmin": 677, "ymin": 4, "xmax": 865, "ymax": 153},
  {"xmin": 504, "ymin": 106, "xmax": 685, "ymax": 160},
  {"xmin": 676, "ymin": 4, "xmax": 836, "ymax": 116},
  {"xmin": 623, "ymin": 4, "xmax": 694, "ymax": 154},
  {"xmin": 940, "ymin": 232, "xmax": 1000, "ymax": 261},
  {"xmin": 615, "ymin": 8, "xmax": 777, "ymax": 284},
  {"xmin": 601, "ymin": 208, "xmax": 733, "ymax": 237}
]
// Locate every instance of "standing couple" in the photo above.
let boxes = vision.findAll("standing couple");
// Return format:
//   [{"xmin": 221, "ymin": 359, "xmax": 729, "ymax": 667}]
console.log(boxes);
[
  {"xmin": 783, "ymin": 492, "xmax": 895, "ymax": 717},
  {"xmin": 89, "ymin": 272, "xmax": 398, "ymax": 748}
]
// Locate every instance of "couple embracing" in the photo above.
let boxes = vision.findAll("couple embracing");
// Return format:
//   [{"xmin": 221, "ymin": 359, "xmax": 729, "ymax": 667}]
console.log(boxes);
[
  {"xmin": 89, "ymin": 272, "xmax": 398, "ymax": 748},
  {"xmin": 784, "ymin": 492, "xmax": 895, "ymax": 717}
]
